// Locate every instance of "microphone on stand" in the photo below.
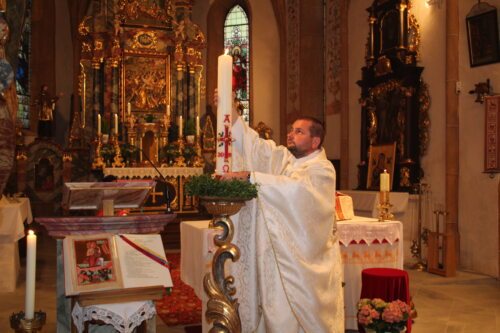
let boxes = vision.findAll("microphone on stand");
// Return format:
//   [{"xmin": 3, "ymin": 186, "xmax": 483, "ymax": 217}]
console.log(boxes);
[{"xmin": 128, "ymin": 145, "xmax": 172, "ymax": 214}]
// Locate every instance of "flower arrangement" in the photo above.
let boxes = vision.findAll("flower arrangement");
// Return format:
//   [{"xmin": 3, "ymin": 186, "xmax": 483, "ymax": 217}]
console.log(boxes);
[
  {"xmin": 357, "ymin": 298, "xmax": 410, "ymax": 333},
  {"xmin": 185, "ymin": 174, "xmax": 258, "ymax": 200}
]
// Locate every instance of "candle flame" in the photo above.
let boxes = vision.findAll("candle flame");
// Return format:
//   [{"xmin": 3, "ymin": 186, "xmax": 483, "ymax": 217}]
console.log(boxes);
[
  {"xmin": 224, "ymin": 48, "xmax": 229, "ymax": 55},
  {"xmin": 28, "ymin": 230, "xmax": 34, "ymax": 236}
]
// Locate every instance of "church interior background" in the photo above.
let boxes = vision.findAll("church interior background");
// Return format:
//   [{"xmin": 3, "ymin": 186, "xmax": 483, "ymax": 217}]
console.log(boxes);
[{"xmin": 0, "ymin": 0, "xmax": 498, "ymax": 331}]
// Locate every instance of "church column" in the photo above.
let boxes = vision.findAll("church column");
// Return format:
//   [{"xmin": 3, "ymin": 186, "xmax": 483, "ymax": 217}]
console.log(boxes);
[{"xmin": 445, "ymin": 0, "xmax": 459, "ymax": 276}]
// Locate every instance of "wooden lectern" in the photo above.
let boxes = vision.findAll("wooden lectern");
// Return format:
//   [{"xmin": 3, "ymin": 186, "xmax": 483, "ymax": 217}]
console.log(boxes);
[{"xmin": 37, "ymin": 181, "xmax": 176, "ymax": 332}]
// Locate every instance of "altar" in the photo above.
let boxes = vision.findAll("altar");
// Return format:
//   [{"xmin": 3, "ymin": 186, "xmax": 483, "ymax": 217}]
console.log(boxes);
[
  {"xmin": 0, "ymin": 197, "xmax": 32, "ymax": 291},
  {"xmin": 180, "ymin": 216, "xmax": 403, "ymax": 331}
]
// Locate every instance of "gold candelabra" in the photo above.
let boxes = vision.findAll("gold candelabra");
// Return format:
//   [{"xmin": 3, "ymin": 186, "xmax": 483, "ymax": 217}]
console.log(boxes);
[
  {"xmin": 111, "ymin": 134, "xmax": 124, "ymax": 168},
  {"xmin": 377, "ymin": 190, "xmax": 394, "ymax": 221},
  {"xmin": 91, "ymin": 134, "xmax": 105, "ymax": 170},
  {"xmin": 10, "ymin": 311, "xmax": 46, "ymax": 333}
]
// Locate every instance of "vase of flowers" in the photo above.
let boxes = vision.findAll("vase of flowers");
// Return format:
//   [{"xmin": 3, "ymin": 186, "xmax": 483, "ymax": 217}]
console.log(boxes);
[{"xmin": 357, "ymin": 298, "xmax": 410, "ymax": 333}]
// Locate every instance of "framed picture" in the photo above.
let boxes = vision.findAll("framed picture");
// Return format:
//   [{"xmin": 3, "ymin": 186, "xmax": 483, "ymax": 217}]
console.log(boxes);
[
  {"xmin": 367, "ymin": 143, "xmax": 396, "ymax": 190},
  {"xmin": 466, "ymin": 7, "xmax": 500, "ymax": 67},
  {"xmin": 63, "ymin": 234, "xmax": 122, "ymax": 295}
]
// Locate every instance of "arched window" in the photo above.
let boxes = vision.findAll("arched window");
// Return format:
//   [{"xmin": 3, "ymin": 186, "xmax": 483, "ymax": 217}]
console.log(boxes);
[
  {"xmin": 224, "ymin": 5, "xmax": 250, "ymax": 123},
  {"xmin": 16, "ymin": 0, "xmax": 32, "ymax": 129}
]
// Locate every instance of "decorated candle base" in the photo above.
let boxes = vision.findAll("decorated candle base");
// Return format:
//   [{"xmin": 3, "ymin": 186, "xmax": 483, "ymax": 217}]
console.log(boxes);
[
  {"xmin": 377, "ymin": 191, "xmax": 394, "ymax": 221},
  {"xmin": 10, "ymin": 311, "xmax": 46, "ymax": 333}
]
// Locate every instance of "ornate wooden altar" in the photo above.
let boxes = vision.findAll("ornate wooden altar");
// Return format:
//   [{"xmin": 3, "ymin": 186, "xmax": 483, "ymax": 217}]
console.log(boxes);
[{"xmin": 357, "ymin": 0, "xmax": 430, "ymax": 192}]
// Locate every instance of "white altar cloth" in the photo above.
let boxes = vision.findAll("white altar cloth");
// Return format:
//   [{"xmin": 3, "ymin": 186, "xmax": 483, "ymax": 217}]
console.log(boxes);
[
  {"xmin": 0, "ymin": 196, "xmax": 33, "ymax": 291},
  {"xmin": 180, "ymin": 217, "xmax": 403, "ymax": 331},
  {"xmin": 72, "ymin": 300, "xmax": 156, "ymax": 333}
]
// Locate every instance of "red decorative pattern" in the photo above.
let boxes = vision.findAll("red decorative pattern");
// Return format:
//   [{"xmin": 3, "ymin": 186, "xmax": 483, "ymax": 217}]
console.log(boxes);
[{"xmin": 155, "ymin": 253, "xmax": 202, "ymax": 326}]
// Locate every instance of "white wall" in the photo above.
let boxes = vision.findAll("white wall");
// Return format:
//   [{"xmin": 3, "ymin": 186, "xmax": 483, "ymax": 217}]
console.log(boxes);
[{"xmin": 343, "ymin": 0, "xmax": 498, "ymax": 277}]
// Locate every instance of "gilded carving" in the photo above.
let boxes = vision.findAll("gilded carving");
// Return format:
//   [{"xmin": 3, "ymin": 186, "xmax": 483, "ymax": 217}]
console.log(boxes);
[
  {"xmin": 418, "ymin": 81, "xmax": 430, "ymax": 156},
  {"xmin": 131, "ymin": 31, "xmax": 158, "ymax": 50}
]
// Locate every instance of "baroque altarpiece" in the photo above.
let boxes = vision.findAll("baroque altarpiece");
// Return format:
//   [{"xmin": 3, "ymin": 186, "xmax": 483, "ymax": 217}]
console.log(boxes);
[{"xmin": 357, "ymin": 0, "xmax": 430, "ymax": 192}]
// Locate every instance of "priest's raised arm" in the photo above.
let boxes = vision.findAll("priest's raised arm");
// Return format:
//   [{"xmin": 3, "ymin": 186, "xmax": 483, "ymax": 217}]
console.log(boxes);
[{"xmin": 222, "ymin": 112, "xmax": 345, "ymax": 333}]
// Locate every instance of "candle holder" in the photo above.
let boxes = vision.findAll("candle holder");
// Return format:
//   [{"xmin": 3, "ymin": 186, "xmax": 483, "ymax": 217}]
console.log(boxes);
[
  {"xmin": 174, "ymin": 138, "xmax": 186, "ymax": 167},
  {"xmin": 111, "ymin": 135, "xmax": 124, "ymax": 168},
  {"xmin": 192, "ymin": 140, "xmax": 204, "ymax": 167},
  {"xmin": 91, "ymin": 135, "xmax": 105, "ymax": 170},
  {"xmin": 10, "ymin": 311, "xmax": 46, "ymax": 333},
  {"xmin": 377, "ymin": 190, "xmax": 394, "ymax": 221}
]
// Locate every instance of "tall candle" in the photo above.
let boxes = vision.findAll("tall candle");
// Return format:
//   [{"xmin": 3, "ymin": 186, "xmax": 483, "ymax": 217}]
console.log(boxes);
[
  {"xmin": 25, "ymin": 230, "xmax": 37, "ymax": 320},
  {"xmin": 216, "ymin": 52, "xmax": 233, "ymax": 174},
  {"xmin": 114, "ymin": 114, "xmax": 118, "ymax": 134},
  {"xmin": 380, "ymin": 169, "xmax": 390, "ymax": 192},
  {"xmin": 196, "ymin": 115, "xmax": 200, "ymax": 137},
  {"xmin": 127, "ymin": 102, "xmax": 131, "ymax": 116},
  {"xmin": 179, "ymin": 115, "xmax": 183, "ymax": 138},
  {"xmin": 167, "ymin": 105, "xmax": 170, "ymax": 117},
  {"xmin": 97, "ymin": 114, "xmax": 101, "ymax": 135}
]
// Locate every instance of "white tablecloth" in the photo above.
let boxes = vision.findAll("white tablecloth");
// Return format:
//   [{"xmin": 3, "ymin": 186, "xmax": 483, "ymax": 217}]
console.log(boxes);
[
  {"xmin": 0, "ymin": 196, "xmax": 33, "ymax": 242},
  {"xmin": 72, "ymin": 300, "xmax": 156, "ymax": 333},
  {"xmin": 0, "ymin": 196, "xmax": 32, "ymax": 292},
  {"xmin": 180, "ymin": 217, "xmax": 403, "ymax": 331}
]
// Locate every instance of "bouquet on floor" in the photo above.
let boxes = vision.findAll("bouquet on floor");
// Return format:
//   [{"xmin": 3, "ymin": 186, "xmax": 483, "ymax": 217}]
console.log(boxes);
[{"xmin": 357, "ymin": 298, "xmax": 410, "ymax": 333}]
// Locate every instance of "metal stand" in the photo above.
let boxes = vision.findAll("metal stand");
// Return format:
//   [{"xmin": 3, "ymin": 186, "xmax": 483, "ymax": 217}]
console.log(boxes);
[
  {"xmin": 201, "ymin": 197, "xmax": 246, "ymax": 333},
  {"xmin": 10, "ymin": 311, "xmax": 46, "ymax": 333},
  {"xmin": 410, "ymin": 183, "xmax": 429, "ymax": 271}
]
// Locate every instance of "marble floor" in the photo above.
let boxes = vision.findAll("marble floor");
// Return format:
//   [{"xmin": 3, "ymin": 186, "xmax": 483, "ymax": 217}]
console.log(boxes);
[{"xmin": 0, "ymin": 234, "xmax": 498, "ymax": 333}]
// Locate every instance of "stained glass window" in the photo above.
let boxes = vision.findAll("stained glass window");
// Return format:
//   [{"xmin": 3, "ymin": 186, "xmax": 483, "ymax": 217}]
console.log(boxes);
[
  {"xmin": 16, "ymin": 0, "xmax": 32, "ymax": 129},
  {"xmin": 224, "ymin": 5, "xmax": 250, "ymax": 124}
]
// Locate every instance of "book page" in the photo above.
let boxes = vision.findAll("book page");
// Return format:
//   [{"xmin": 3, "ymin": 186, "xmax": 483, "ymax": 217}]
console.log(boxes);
[{"xmin": 115, "ymin": 234, "xmax": 173, "ymax": 289}]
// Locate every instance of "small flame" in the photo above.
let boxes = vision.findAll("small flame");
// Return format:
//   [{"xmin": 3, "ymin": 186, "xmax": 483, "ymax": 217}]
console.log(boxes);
[
  {"xmin": 224, "ymin": 48, "xmax": 229, "ymax": 55},
  {"xmin": 28, "ymin": 230, "xmax": 34, "ymax": 236}
]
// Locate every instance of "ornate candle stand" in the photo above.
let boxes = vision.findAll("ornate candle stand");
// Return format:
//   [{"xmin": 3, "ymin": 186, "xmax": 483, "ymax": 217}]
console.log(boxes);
[
  {"xmin": 10, "ymin": 311, "xmax": 46, "ymax": 333},
  {"xmin": 201, "ymin": 197, "xmax": 246, "ymax": 333},
  {"xmin": 174, "ymin": 138, "xmax": 186, "ymax": 167},
  {"xmin": 377, "ymin": 190, "xmax": 394, "ymax": 221},
  {"xmin": 111, "ymin": 134, "xmax": 124, "ymax": 168},
  {"xmin": 192, "ymin": 140, "xmax": 204, "ymax": 167},
  {"xmin": 91, "ymin": 135, "xmax": 105, "ymax": 170}
]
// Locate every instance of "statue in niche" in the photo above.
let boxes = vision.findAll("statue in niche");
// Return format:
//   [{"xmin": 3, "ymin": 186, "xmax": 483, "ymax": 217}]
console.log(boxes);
[{"xmin": 36, "ymin": 85, "xmax": 60, "ymax": 138}]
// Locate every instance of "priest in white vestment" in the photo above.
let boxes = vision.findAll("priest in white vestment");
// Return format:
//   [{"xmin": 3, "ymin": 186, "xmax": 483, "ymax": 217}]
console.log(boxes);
[{"xmin": 222, "ymin": 112, "xmax": 345, "ymax": 333}]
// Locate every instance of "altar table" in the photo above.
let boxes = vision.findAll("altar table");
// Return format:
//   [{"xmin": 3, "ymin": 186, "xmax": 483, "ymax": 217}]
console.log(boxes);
[
  {"xmin": 180, "ymin": 216, "xmax": 403, "ymax": 331},
  {"xmin": 0, "ymin": 196, "xmax": 32, "ymax": 291}
]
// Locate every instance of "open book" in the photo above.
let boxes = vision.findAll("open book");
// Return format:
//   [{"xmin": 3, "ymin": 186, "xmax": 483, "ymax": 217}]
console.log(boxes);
[{"xmin": 63, "ymin": 233, "xmax": 173, "ymax": 296}]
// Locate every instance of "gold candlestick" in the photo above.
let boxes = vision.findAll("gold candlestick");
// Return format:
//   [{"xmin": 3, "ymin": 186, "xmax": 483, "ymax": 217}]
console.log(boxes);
[
  {"xmin": 111, "ymin": 134, "xmax": 124, "ymax": 168},
  {"xmin": 10, "ymin": 311, "xmax": 46, "ymax": 333},
  {"xmin": 377, "ymin": 190, "xmax": 394, "ymax": 221},
  {"xmin": 91, "ymin": 135, "xmax": 105, "ymax": 170},
  {"xmin": 174, "ymin": 138, "xmax": 186, "ymax": 167}
]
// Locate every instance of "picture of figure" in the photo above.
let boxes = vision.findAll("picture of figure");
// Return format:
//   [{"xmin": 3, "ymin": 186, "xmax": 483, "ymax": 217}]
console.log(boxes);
[
  {"xmin": 366, "ymin": 143, "xmax": 396, "ymax": 190},
  {"xmin": 34, "ymin": 158, "xmax": 54, "ymax": 192},
  {"xmin": 74, "ymin": 238, "xmax": 115, "ymax": 286},
  {"xmin": 371, "ymin": 153, "xmax": 386, "ymax": 189}
]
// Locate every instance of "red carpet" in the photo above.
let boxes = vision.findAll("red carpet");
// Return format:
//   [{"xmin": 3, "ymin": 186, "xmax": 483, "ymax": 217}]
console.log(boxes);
[{"xmin": 155, "ymin": 253, "xmax": 202, "ymax": 326}]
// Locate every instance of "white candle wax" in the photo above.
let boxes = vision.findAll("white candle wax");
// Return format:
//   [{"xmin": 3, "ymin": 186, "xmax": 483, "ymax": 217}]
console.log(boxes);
[
  {"xmin": 380, "ymin": 170, "xmax": 390, "ymax": 192},
  {"xmin": 97, "ymin": 114, "xmax": 101, "ymax": 135},
  {"xmin": 25, "ymin": 230, "xmax": 37, "ymax": 320},
  {"xmin": 216, "ymin": 52, "xmax": 233, "ymax": 174},
  {"xmin": 127, "ymin": 102, "xmax": 131, "ymax": 116},
  {"xmin": 196, "ymin": 115, "xmax": 200, "ymax": 137},
  {"xmin": 179, "ymin": 115, "xmax": 183, "ymax": 138},
  {"xmin": 114, "ymin": 114, "xmax": 118, "ymax": 134}
]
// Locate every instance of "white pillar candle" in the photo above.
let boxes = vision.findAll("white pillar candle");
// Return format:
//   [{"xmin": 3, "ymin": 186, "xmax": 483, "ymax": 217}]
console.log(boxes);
[
  {"xmin": 167, "ymin": 105, "xmax": 170, "ymax": 117},
  {"xmin": 97, "ymin": 114, "xmax": 101, "ymax": 135},
  {"xmin": 196, "ymin": 115, "xmax": 200, "ymax": 137},
  {"xmin": 179, "ymin": 115, "xmax": 183, "ymax": 138},
  {"xmin": 216, "ymin": 52, "xmax": 233, "ymax": 175},
  {"xmin": 25, "ymin": 230, "xmax": 37, "ymax": 320},
  {"xmin": 114, "ymin": 114, "xmax": 118, "ymax": 135},
  {"xmin": 380, "ymin": 169, "xmax": 390, "ymax": 192},
  {"xmin": 127, "ymin": 102, "xmax": 131, "ymax": 116}
]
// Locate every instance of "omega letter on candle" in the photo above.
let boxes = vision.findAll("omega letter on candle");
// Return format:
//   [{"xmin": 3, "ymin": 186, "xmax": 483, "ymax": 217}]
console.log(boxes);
[{"xmin": 216, "ymin": 52, "xmax": 233, "ymax": 175}]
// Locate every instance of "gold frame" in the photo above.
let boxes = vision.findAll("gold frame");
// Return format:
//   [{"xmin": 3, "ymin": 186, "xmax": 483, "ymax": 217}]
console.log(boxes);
[{"xmin": 367, "ymin": 143, "xmax": 396, "ymax": 190}]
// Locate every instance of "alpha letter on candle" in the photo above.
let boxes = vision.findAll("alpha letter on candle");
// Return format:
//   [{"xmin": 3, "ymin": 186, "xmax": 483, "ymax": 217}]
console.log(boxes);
[
  {"xmin": 380, "ymin": 169, "xmax": 390, "ymax": 192},
  {"xmin": 216, "ymin": 52, "xmax": 233, "ymax": 175},
  {"xmin": 25, "ymin": 230, "xmax": 37, "ymax": 320}
]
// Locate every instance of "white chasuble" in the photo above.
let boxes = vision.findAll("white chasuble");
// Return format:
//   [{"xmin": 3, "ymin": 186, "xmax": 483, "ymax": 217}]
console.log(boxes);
[{"xmin": 229, "ymin": 118, "xmax": 344, "ymax": 333}]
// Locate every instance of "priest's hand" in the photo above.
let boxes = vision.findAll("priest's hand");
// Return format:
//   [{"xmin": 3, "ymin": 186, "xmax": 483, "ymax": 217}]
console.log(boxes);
[{"xmin": 219, "ymin": 171, "xmax": 251, "ymax": 182}]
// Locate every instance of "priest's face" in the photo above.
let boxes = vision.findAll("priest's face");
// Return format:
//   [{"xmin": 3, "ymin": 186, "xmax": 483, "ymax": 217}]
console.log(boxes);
[{"xmin": 287, "ymin": 120, "xmax": 321, "ymax": 158}]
